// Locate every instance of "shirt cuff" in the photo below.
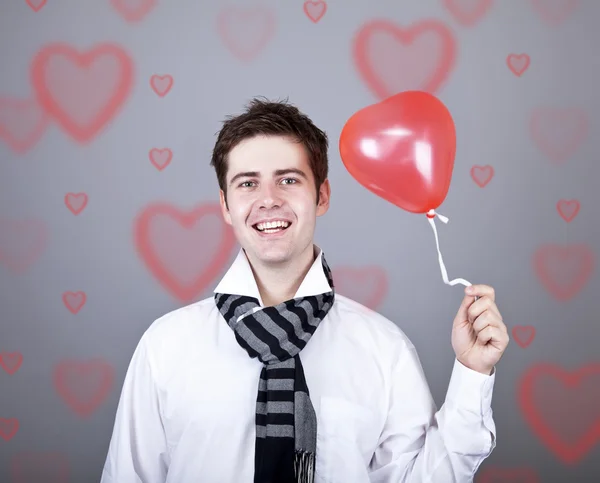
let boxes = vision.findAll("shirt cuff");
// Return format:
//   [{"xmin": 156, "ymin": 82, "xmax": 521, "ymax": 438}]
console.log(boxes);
[{"xmin": 445, "ymin": 358, "xmax": 495, "ymax": 416}]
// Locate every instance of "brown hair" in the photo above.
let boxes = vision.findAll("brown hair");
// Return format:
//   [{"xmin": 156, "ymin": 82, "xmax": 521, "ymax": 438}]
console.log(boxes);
[{"xmin": 210, "ymin": 96, "xmax": 329, "ymax": 206}]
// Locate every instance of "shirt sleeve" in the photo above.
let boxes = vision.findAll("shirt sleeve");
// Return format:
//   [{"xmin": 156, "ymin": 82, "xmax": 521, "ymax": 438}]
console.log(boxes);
[
  {"xmin": 368, "ymin": 344, "xmax": 496, "ymax": 482},
  {"xmin": 100, "ymin": 333, "xmax": 170, "ymax": 483}
]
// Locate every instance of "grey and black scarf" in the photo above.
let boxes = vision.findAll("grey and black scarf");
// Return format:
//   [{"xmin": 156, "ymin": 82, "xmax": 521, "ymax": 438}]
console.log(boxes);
[{"xmin": 215, "ymin": 254, "xmax": 335, "ymax": 483}]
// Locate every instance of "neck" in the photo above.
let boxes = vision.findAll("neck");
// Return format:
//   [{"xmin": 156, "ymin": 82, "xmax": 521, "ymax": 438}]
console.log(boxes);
[{"xmin": 246, "ymin": 245, "xmax": 317, "ymax": 306}]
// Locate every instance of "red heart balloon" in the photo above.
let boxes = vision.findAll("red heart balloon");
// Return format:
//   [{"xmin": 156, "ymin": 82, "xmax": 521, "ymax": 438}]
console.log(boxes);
[{"xmin": 339, "ymin": 91, "xmax": 457, "ymax": 214}]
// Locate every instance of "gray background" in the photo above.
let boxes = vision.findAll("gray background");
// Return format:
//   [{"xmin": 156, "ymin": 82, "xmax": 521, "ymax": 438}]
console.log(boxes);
[{"xmin": 1, "ymin": 0, "xmax": 599, "ymax": 481}]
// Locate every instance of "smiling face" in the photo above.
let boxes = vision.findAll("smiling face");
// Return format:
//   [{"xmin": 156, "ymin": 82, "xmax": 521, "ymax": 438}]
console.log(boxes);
[{"xmin": 219, "ymin": 135, "xmax": 330, "ymax": 267}]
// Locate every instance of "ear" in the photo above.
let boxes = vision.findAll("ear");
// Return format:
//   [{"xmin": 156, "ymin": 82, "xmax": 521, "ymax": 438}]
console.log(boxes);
[
  {"xmin": 316, "ymin": 179, "xmax": 330, "ymax": 217},
  {"xmin": 219, "ymin": 190, "xmax": 232, "ymax": 225}
]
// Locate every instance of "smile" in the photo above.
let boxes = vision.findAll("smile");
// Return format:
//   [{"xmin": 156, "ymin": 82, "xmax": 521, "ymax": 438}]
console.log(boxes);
[{"xmin": 252, "ymin": 220, "xmax": 291, "ymax": 235}]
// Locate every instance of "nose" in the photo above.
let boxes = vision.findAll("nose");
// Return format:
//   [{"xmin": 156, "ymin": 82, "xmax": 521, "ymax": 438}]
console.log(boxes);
[{"xmin": 258, "ymin": 181, "xmax": 283, "ymax": 209}]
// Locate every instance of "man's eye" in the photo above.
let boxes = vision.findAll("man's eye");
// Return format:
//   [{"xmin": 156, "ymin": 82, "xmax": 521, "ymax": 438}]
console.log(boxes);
[
  {"xmin": 240, "ymin": 181, "xmax": 256, "ymax": 188},
  {"xmin": 281, "ymin": 178, "xmax": 298, "ymax": 185}
]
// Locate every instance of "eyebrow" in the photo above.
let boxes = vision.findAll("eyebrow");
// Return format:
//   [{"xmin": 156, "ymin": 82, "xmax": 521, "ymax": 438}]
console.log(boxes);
[{"xmin": 229, "ymin": 168, "xmax": 308, "ymax": 186}]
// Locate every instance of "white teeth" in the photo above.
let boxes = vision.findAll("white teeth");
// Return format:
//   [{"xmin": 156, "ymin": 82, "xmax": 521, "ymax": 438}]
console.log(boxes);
[{"xmin": 255, "ymin": 220, "xmax": 290, "ymax": 231}]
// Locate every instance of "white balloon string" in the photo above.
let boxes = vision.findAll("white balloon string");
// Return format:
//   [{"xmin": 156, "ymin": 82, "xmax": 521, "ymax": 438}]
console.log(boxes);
[{"xmin": 426, "ymin": 209, "xmax": 473, "ymax": 289}]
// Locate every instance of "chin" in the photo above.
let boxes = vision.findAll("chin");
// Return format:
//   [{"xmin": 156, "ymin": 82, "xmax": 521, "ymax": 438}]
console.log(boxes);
[
  {"xmin": 239, "ymin": 227, "xmax": 294, "ymax": 264},
  {"xmin": 255, "ymin": 248, "xmax": 294, "ymax": 265},
  {"xmin": 242, "ymin": 239, "xmax": 292, "ymax": 263}
]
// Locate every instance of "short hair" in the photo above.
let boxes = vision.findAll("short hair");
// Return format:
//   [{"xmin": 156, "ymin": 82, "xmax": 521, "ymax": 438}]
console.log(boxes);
[{"xmin": 210, "ymin": 96, "xmax": 329, "ymax": 204}]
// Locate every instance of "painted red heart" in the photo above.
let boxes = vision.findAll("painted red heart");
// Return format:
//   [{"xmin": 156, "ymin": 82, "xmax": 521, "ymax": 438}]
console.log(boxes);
[
  {"xmin": 64, "ymin": 192, "xmax": 88, "ymax": 215},
  {"xmin": 530, "ymin": 0, "xmax": 579, "ymax": 26},
  {"xmin": 0, "ymin": 217, "xmax": 47, "ymax": 274},
  {"xmin": 477, "ymin": 466, "xmax": 540, "ymax": 483},
  {"xmin": 512, "ymin": 326, "xmax": 536, "ymax": 348},
  {"xmin": 10, "ymin": 452, "xmax": 70, "ymax": 483},
  {"xmin": 518, "ymin": 362, "xmax": 600, "ymax": 464},
  {"xmin": 149, "ymin": 148, "xmax": 173, "ymax": 170},
  {"xmin": 304, "ymin": 1, "xmax": 327, "ymax": 23},
  {"xmin": 530, "ymin": 107, "xmax": 588, "ymax": 164},
  {"xmin": 54, "ymin": 359, "xmax": 114, "ymax": 417},
  {"xmin": 533, "ymin": 243, "xmax": 594, "ymax": 301},
  {"xmin": 31, "ymin": 42, "xmax": 134, "ymax": 143},
  {"xmin": 62, "ymin": 291, "xmax": 86, "ymax": 314},
  {"xmin": 506, "ymin": 53, "xmax": 530, "ymax": 76},
  {"xmin": 556, "ymin": 199, "xmax": 579, "ymax": 222},
  {"xmin": 332, "ymin": 266, "xmax": 388, "ymax": 310},
  {"xmin": 353, "ymin": 19, "xmax": 457, "ymax": 99},
  {"xmin": 111, "ymin": 0, "xmax": 156, "ymax": 22},
  {"xmin": 0, "ymin": 418, "xmax": 19, "ymax": 441},
  {"xmin": 0, "ymin": 352, "xmax": 23, "ymax": 375},
  {"xmin": 443, "ymin": 0, "xmax": 493, "ymax": 27},
  {"xmin": 470, "ymin": 165, "xmax": 494, "ymax": 187},
  {"xmin": 150, "ymin": 74, "xmax": 173, "ymax": 97},
  {"xmin": 134, "ymin": 203, "xmax": 237, "ymax": 302},
  {"xmin": 0, "ymin": 97, "xmax": 49, "ymax": 154},
  {"xmin": 217, "ymin": 6, "xmax": 276, "ymax": 62}
]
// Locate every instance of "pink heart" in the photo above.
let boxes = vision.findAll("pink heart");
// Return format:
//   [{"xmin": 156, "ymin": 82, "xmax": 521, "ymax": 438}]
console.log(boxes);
[
  {"xmin": 62, "ymin": 291, "xmax": 86, "ymax": 314},
  {"xmin": 0, "ymin": 352, "xmax": 23, "ymax": 375},
  {"xmin": 110, "ymin": 0, "xmax": 156, "ymax": 22},
  {"xmin": 303, "ymin": 1, "xmax": 327, "ymax": 23},
  {"xmin": 217, "ymin": 7, "xmax": 276, "ymax": 62},
  {"xmin": 150, "ymin": 74, "xmax": 173, "ymax": 97},
  {"xmin": 518, "ymin": 362, "xmax": 600, "ymax": 464},
  {"xmin": 442, "ymin": 0, "xmax": 493, "ymax": 27},
  {"xmin": 506, "ymin": 53, "xmax": 530, "ymax": 76},
  {"xmin": 556, "ymin": 199, "xmax": 580, "ymax": 222},
  {"xmin": 31, "ymin": 43, "xmax": 134, "ymax": 144},
  {"xmin": 64, "ymin": 192, "xmax": 88, "ymax": 215},
  {"xmin": 530, "ymin": 107, "xmax": 588, "ymax": 164},
  {"xmin": 54, "ymin": 359, "xmax": 114, "ymax": 417},
  {"xmin": 0, "ymin": 218, "xmax": 47, "ymax": 274},
  {"xmin": 530, "ymin": 0, "xmax": 579, "ymax": 26},
  {"xmin": 25, "ymin": 0, "xmax": 47, "ymax": 12},
  {"xmin": 0, "ymin": 418, "xmax": 19, "ymax": 441},
  {"xmin": 134, "ymin": 203, "xmax": 237, "ymax": 302},
  {"xmin": 10, "ymin": 452, "xmax": 70, "ymax": 483},
  {"xmin": 353, "ymin": 19, "xmax": 457, "ymax": 100},
  {"xmin": 512, "ymin": 326, "xmax": 536, "ymax": 348},
  {"xmin": 470, "ymin": 164, "xmax": 494, "ymax": 187},
  {"xmin": 533, "ymin": 243, "xmax": 594, "ymax": 301},
  {"xmin": 149, "ymin": 148, "xmax": 173, "ymax": 170},
  {"xmin": 0, "ymin": 98, "xmax": 48, "ymax": 154}
]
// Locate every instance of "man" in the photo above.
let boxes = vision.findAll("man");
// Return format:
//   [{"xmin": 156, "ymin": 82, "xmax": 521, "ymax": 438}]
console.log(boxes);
[{"xmin": 100, "ymin": 97, "xmax": 509, "ymax": 483}]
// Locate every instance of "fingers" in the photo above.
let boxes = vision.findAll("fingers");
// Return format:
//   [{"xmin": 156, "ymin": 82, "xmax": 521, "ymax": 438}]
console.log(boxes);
[
  {"xmin": 467, "ymin": 296, "xmax": 501, "ymax": 324},
  {"xmin": 477, "ymin": 325, "xmax": 510, "ymax": 349},
  {"xmin": 466, "ymin": 284, "xmax": 495, "ymax": 301},
  {"xmin": 477, "ymin": 325, "xmax": 494, "ymax": 344},
  {"xmin": 458, "ymin": 293, "xmax": 477, "ymax": 313},
  {"xmin": 472, "ymin": 309, "xmax": 504, "ymax": 334}
]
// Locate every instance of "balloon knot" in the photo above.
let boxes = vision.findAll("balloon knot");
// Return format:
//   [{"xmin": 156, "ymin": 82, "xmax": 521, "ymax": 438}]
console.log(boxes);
[{"xmin": 426, "ymin": 209, "xmax": 436, "ymax": 219}]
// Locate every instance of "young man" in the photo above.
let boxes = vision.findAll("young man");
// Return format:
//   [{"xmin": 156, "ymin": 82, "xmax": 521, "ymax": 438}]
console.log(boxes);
[{"xmin": 100, "ymin": 98, "xmax": 509, "ymax": 483}]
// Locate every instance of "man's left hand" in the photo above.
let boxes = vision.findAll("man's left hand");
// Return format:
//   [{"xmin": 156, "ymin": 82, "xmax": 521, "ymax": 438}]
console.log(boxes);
[{"xmin": 451, "ymin": 284, "xmax": 509, "ymax": 375}]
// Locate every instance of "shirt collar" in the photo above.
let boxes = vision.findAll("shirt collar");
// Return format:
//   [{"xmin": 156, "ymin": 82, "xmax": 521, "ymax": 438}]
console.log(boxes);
[{"xmin": 213, "ymin": 245, "xmax": 332, "ymax": 306}]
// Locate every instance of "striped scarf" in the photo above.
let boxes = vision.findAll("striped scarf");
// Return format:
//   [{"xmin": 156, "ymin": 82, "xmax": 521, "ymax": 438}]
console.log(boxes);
[{"xmin": 214, "ymin": 254, "xmax": 335, "ymax": 483}]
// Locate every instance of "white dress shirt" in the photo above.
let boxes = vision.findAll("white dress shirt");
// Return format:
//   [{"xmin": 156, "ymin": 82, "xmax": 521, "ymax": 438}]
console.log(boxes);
[{"xmin": 100, "ymin": 246, "xmax": 496, "ymax": 483}]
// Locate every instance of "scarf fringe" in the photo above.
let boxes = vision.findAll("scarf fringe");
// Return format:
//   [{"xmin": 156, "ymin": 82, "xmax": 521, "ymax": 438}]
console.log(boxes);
[{"xmin": 294, "ymin": 449, "xmax": 315, "ymax": 483}]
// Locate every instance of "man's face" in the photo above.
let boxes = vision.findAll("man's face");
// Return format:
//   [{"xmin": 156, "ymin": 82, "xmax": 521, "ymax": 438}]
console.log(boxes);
[{"xmin": 219, "ymin": 135, "xmax": 330, "ymax": 266}]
